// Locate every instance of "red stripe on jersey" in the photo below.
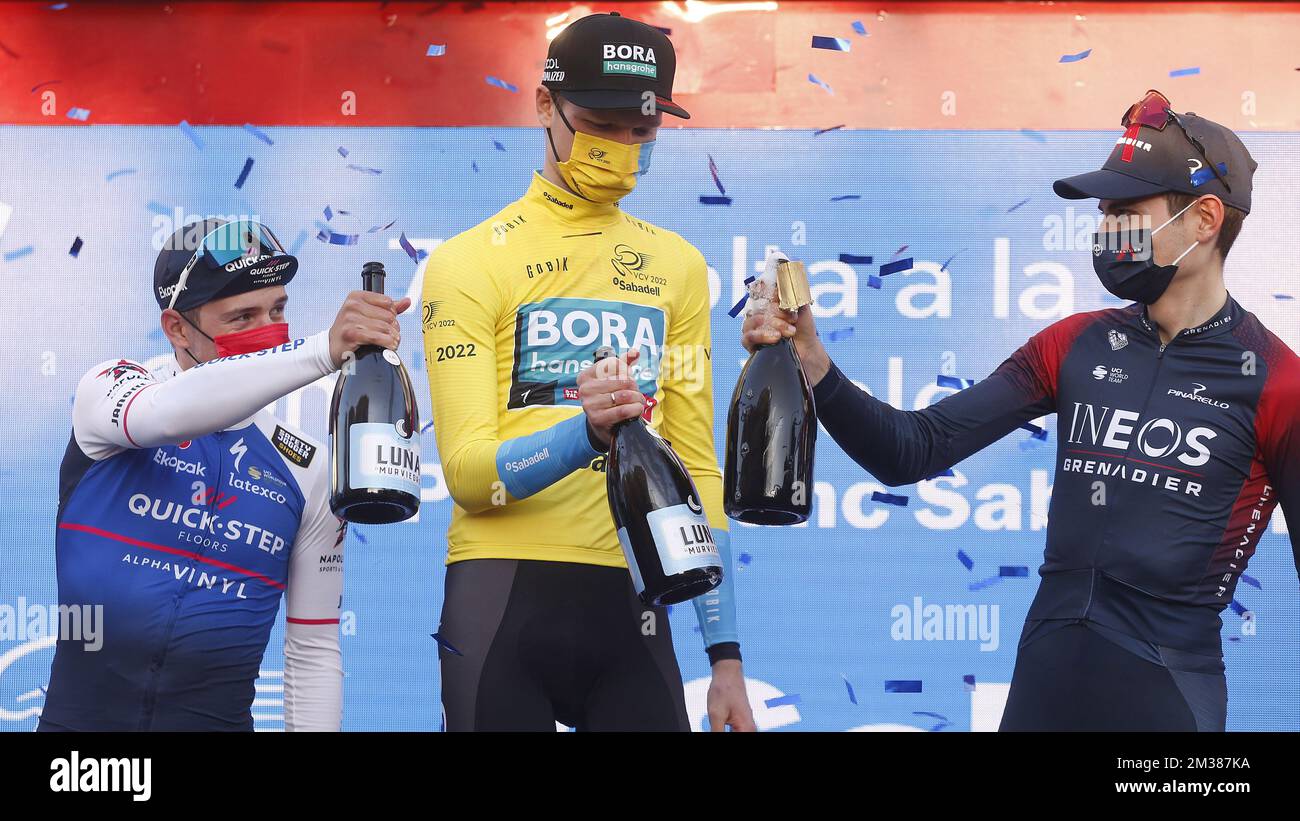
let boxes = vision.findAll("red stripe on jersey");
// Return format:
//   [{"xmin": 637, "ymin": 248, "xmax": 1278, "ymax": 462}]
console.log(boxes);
[
  {"xmin": 58, "ymin": 521, "xmax": 286, "ymax": 590},
  {"xmin": 1205, "ymin": 455, "xmax": 1276, "ymax": 600}
]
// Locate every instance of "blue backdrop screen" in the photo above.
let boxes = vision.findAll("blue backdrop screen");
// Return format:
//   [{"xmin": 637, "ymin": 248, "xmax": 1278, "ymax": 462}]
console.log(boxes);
[{"xmin": 1, "ymin": 125, "xmax": 1296, "ymax": 731}]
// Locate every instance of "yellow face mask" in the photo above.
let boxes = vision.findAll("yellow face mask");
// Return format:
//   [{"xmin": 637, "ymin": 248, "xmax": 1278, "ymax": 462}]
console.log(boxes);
[{"xmin": 548, "ymin": 96, "xmax": 655, "ymax": 204}]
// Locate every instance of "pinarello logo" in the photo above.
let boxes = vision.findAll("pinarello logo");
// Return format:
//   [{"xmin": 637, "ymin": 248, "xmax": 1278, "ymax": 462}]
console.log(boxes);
[
  {"xmin": 641, "ymin": 394, "xmax": 658, "ymax": 422},
  {"xmin": 178, "ymin": 440, "xmax": 192, "ymax": 449},
  {"xmin": 563, "ymin": 387, "xmax": 580, "ymax": 401}
]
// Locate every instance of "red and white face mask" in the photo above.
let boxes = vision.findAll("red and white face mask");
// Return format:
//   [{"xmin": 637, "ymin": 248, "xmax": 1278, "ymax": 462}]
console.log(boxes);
[
  {"xmin": 180, "ymin": 312, "xmax": 290, "ymax": 364},
  {"xmin": 212, "ymin": 322, "xmax": 290, "ymax": 358}
]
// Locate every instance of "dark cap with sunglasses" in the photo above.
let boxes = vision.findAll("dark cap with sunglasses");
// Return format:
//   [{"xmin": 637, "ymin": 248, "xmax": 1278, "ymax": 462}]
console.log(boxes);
[
  {"xmin": 1054, "ymin": 89, "xmax": 1257, "ymax": 214},
  {"xmin": 153, "ymin": 218, "xmax": 298, "ymax": 312}
]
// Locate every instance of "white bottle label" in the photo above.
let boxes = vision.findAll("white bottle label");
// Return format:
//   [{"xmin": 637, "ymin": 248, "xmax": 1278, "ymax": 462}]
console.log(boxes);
[
  {"xmin": 348, "ymin": 422, "xmax": 420, "ymax": 495},
  {"xmin": 646, "ymin": 502, "xmax": 719, "ymax": 576}
]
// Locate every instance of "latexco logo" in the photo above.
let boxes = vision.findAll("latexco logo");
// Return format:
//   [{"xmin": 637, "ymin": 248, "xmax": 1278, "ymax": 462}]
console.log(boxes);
[{"xmin": 50, "ymin": 751, "xmax": 151, "ymax": 802}]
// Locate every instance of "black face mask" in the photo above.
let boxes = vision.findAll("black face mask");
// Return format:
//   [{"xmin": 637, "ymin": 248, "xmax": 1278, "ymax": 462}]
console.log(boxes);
[{"xmin": 1091, "ymin": 200, "xmax": 1199, "ymax": 305}]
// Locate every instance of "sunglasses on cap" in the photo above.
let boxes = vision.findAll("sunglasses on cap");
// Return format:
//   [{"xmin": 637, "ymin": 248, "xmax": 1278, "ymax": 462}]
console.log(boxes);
[
  {"xmin": 1122, "ymin": 89, "xmax": 1231, "ymax": 193},
  {"xmin": 167, "ymin": 220, "xmax": 289, "ymax": 311}
]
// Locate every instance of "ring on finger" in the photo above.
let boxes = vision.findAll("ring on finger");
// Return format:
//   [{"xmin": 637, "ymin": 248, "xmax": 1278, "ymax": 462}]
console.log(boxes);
[{"xmin": 609, "ymin": 392, "xmax": 618, "ymax": 407}]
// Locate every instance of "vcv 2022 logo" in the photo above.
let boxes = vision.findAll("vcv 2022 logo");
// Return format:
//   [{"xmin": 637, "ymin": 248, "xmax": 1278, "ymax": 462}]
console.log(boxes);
[{"xmin": 508, "ymin": 297, "xmax": 664, "ymax": 409}]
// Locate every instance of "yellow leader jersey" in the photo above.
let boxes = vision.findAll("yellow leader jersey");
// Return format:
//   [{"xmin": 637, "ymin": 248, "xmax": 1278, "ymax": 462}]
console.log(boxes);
[{"xmin": 421, "ymin": 171, "xmax": 727, "ymax": 568}]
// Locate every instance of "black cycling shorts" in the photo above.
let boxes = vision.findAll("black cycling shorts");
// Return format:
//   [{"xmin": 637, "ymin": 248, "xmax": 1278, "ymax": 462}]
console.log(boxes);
[
  {"xmin": 436, "ymin": 559, "xmax": 690, "ymax": 732},
  {"xmin": 999, "ymin": 620, "xmax": 1227, "ymax": 732}
]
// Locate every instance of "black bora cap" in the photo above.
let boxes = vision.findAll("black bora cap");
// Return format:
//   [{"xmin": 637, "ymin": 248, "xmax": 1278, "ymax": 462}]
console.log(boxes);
[
  {"xmin": 542, "ymin": 12, "xmax": 690, "ymax": 119},
  {"xmin": 1054, "ymin": 104, "xmax": 1257, "ymax": 213}
]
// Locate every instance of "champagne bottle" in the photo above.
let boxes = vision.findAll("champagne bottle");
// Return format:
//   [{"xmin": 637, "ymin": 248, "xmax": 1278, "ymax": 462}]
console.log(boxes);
[
  {"xmin": 329, "ymin": 261, "xmax": 421, "ymax": 524},
  {"xmin": 724, "ymin": 258, "xmax": 817, "ymax": 524},
  {"xmin": 598, "ymin": 346, "xmax": 722, "ymax": 606}
]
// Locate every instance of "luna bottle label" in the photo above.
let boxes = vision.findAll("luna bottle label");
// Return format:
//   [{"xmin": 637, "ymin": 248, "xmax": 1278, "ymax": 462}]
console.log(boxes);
[{"xmin": 348, "ymin": 422, "xmax": 420, "ymax": 495}]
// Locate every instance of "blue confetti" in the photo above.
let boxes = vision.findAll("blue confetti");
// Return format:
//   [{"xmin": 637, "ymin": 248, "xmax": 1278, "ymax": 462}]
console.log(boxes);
[
  {"xmin": 337, "ymin": 146, "xmax": 349, "ymax": 158},
  {"xmin": 879, "ymin": 258, "xmax": 913, "ymax": 276},
  {"xmin": 430, "ymin": 632, "xmax": 463, "ymax": 656},
  {"xmin": 812, "ymin": 35, "xmax": 851, "ymax": 52},
  {"xmin": 243, "ymin": 123, "xmax": 274, "ymax": 145},
  {"xmin": 68, "ymin": 237, "xmax": 82, "ymax": 258},
  {"xmin": 287, "ymin": 229, "xmax": 308, "ymax": 255},
  {"xmin": 1059, "ymin": 49, "xmax": 1092, "ymax": 63},
  {"xmin": 866, "ymin": 275, "xmax": 883, "ymax": 289},
  {"xmin": 843, "ymin": 675, "xmax": 858, "ymax": 705},
  {"xmin": 420, "ymin": 421, "xmax": 434, "ymax": 434},
  {"xmin": 1006, "ymin": 197, "xmax": 1031, "ymax": 213},
  {"xmin": 233, "ymin": 157, "xmax": 254, "ymax": 189},
  {"xmin": 871, "ymin": 491, "xmax": 908, "ymax": 506},
  {"xmin": 1169, "ymin": 66, "xmax": 1201, "ymax": 78},
  {"xmin": 178, "ymin": 120, "xmax": 204, "ymax": 150},
  {"xmin": 486, "ymin": 76, "xmax": 519, "ymax": 93},
  {"xmin": 367, "ymin": 219, "xmax": 396, "ymax": 234},
  {"xmin": 764, "ymin": 694, "xmax": 802, "ymax": 708},
  {"xmin": 146, "ymin": 201, "xmax": 172, "ymax": 215},
  {"xmin": 808, "ymin": 73, "xmax": 834, "ymax": 95},
  {"xmin": 940, "ymin": 249, "xmax": 967, "ymax": 272},
  {"xmin": 1229, "ymin": 600, "xmax": 1247, "ymax": 616},
  {"xmin": 323, "ymin": 205, "xmax": 336, "ymax": 222},
  {"xmin": 104, "ymin": 168, "xmax": 136, "ymax": 182},
  {"xmin": 738, "ymin": 552, "xmax": 752, "ymax": 566},
  {"xmin": 1240, "ymin": 574, "xmax": 1261, "ymax": 590},
  {"xmin": 316, "ymin": 229, "xmax": 359, "ymax": 246},
  {"xmin": 493, "ymin": 140, "xmax": 506, "ymax": 152},
  {"xmin": 50, "ymin": 2, "xmax": 68, "ymax": 9},
  {"xmin": 699, "ymin": 195, "xmax": 732, "ymax": 205},
  {"xmin": 999, "ymin": 566, "xmax": 1029, "ymax": 577},
  {"xmin": 1274, "ymin": 294, "xmax": 1295, "ymax": 301},
  {"xmin": 65, "ymin": 107, "xmax": 91, "ymax": 121},
  {"xmin": 885, "ymin": 680, "xmax": 922, "ymax": 694},
  {"xmin": 891, "ymin": 244, "xmax": 909, "ymax": 260},
  {"xmin": 399, "ymin": 232, "xmax": 428, "ymax": 264},
  {"xmin": 471, "ymin": 161, "xmax": 479, "ymax": 173},
  {"xmin": 957, "ymin": 550, "xmax": 973, "ymax": 571},
  {"xmin": 838, "ymin": 253, "xmax": 872, "ymax": 264},
  {"xmin": 707, "ymin": 154, "xmax": 726, "ymax": 196},
  {"xmin": 347, "ymin": 164, "xmax": 383, "ymax": 175},
  {"xmin": 352, "ymin": 530, "xmax": 368, "ymax": 544},
  {"xmin": 963, "ymin": 674, "xmax": 976, "ymax": 690},
  {"xmin": 814, "ymin": 124, "xmax": 845, "ymax": 136},
  {"xmin": 937, "ymin": 375, "xmax": 975, "ymax": 390},
  {"xmin": 852, "ymin": 20, "xmax": 867, "ymax": 36},
  {"xmin": 29, "ymin": 79, "xmax": 60, "ymax": 93},
  {"xmin": 924, "ymin": 468, "xmax": 955, "ymax": 480},
  {"xmin": 3, "ymin": 246, "xmax": 33, "ymax": 261},
  {"xmin": 1021, "ymin": 421, "xmax": 1048, "ymax": 440},
  {"xmin": 826, "ymin": 327, "xmax": 855, "ymax": 342},
  {"xmin": 968, "ymin": 576, "xmax": 1003, "ymax": 591},
  {"xmin": 1190, "ymin": 162, "xmax": 1228, "ymax": 188},
  {"xmin": 1019, "ymin": 129, "xmax": 1047, "ymax": 143},
  {"xmin": 426, "ymin": 44, "xmax": 446, "ymax": 57},
  {"xmin": 830, "ymin": 194, "xmax": 860, "ymax": 202},
  {"xmin": 1228, "ymin": 636, "xmax": 1242, "ymax": 642}
]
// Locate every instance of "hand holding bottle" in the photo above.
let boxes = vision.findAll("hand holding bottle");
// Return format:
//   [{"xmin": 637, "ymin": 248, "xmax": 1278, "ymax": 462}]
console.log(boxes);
[{"xmin": 577, "ymin": 348, "xmax": 646, "ymax": 448}]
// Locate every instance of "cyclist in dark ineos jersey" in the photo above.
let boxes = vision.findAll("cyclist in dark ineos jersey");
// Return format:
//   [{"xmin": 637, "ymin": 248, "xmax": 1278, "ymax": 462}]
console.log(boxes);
[
  {"xmin": 41, "ymin": 219, "xmax": 408, "ymax": 731},
  {"xmin": 743, "ymin": 91, "xmax": 1299, "ymax": 731}
]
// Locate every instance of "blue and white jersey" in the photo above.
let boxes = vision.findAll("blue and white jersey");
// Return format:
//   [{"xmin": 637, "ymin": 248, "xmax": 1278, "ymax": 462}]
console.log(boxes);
[{"xmin": 41, "ymin": 334, "xmax": 347, "ymax": 731}]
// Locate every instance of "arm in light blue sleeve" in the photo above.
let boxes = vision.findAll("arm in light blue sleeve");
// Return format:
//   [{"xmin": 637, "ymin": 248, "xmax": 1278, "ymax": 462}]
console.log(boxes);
[
  {"xmin": 693, "ymin": 529, "xmax": 740, "ymax": 662},
  {"xmin": 493, "ymin": 413, "xmax": 601, "ymax": 501}
]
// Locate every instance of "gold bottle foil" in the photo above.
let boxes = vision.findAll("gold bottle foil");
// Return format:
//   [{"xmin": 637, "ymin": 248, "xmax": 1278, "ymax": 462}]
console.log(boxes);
[{"xmin": 776, "ymin": 260, "xmax": 813, "ymax": 311}]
